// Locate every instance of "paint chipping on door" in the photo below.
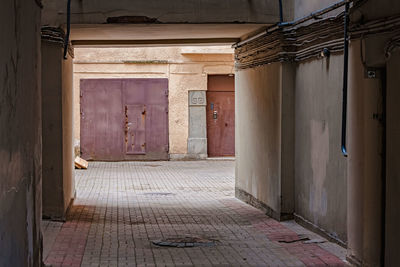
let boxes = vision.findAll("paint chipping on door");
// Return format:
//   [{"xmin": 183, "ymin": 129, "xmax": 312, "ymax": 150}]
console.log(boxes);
[
  {"xmin": 80, "ymin": 78, "xmax": 168, "ymax": 160},
  {"xmin": 125, "ymin": 105, "xmax": 146, "ymax": 155}
]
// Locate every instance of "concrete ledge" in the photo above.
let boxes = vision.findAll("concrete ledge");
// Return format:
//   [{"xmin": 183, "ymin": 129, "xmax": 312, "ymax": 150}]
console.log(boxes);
[
  {"xmin": 346, "ymin": 254, "xmax": 362, "ymax": 267},
  {"xmin": 207, "ymin": 157, "xmax": 235, "ymax": 161},
  {"xmin": 293, "ymin": 213, "xmax": 347, "ymax": 248},
  {"xmin": 170, "ymin": 154, "xmax": 236, "ymax": 161},
  {"xmin": 235, "ymin": 187, "xmax": 293, "ymax": 221},
  {"xmin": 42, "ymin": 210, "xmax": 65, "ymax": 222},
  {"xmin": 63, "ymin": 196, "xmax": 76, "ymax": 221},
  {"xmin": 169, "ymin": 153, "xmax": 208, "ymax": 161},
  {"xmin": 42, "ymin": 196, "xmax": 75, "ymax": 222},
  {"xmin": 187, "ymin": 138, "xmax": 207, "ymax": 155}
]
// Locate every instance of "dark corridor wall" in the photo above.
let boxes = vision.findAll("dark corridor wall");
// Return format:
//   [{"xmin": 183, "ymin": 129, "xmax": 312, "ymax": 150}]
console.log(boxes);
[
  {"xmin": 386, "ymin": 49, "xmax": 400, "ymax": 267},
  {"xmin": 0, "ymin": 1, "xmax": 42, "ymax": 266}
]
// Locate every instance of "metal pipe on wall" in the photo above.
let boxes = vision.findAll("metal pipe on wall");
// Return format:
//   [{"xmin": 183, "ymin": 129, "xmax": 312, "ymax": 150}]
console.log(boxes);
[
  {"xmin": 341, "ymin": 1, "xmax": 350, "ymax": 157},
  {"xmin": 63, "ymin": 0, "xmax": 71, "ymax": 60}
]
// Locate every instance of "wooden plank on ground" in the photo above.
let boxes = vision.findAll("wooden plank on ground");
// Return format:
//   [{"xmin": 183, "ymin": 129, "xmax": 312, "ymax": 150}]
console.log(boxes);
[{"xmin": 75, "ymin": 156, "xmax": 88, "ymax": 169}]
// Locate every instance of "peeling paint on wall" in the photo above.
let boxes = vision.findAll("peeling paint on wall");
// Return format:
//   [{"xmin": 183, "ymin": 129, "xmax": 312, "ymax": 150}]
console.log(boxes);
[
  {"xmin": 73, "ymin": 47, "xmax": 234, "ymax": 158},
  {"xmin": 310, "ymin": 120, "xmax": 329, "ymax": 221}
]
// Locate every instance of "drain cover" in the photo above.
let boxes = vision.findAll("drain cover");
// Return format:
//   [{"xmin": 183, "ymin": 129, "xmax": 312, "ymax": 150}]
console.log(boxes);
[{"xmin": 152, "ymin": 236, "xmax": 217, "ymax": 248}]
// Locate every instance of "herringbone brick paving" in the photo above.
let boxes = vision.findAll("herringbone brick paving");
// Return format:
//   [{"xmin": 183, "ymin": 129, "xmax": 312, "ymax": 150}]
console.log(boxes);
[{"xmin": 43, "ymin": 161, "xmax": 346, "ymax": 267}]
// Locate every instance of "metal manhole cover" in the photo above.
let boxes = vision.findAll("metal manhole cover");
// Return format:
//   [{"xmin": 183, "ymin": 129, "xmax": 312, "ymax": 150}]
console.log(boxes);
[{"xmin": 152, "ymin": 236, "xmax": 217, "ymax": 248}]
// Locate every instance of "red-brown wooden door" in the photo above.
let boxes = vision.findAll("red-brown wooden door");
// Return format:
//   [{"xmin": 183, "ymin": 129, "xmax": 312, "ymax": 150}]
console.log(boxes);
[
  {"xmin": 206, "ymin": 75, "xmax": 235, "ymax": 157},
  {"xmin": 80, "ymin": 78, "xmax": 168, "ymax": 161}
]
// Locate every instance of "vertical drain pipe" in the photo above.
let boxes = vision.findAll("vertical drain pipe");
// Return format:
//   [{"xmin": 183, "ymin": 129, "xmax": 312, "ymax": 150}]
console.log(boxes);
[
  {"xmin": 278, "ymin": 0, "xmax": 284, "ymax": 23},
  {"xmin": 63, "ymin": 0, "xmax": 71, "ymax": 59},
  {"xmin": 341, "ymin": 1, "xmax": 350, "ymax": 157}
]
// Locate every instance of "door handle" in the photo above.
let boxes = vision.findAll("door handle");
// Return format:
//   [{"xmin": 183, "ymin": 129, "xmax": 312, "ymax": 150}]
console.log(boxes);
[{"xmin": 213, "ymin": 111, "xmax": 218, "ymax": 119}]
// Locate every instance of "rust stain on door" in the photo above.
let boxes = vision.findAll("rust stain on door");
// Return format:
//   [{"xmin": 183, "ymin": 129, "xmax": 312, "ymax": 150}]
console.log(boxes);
[
  {"xmin": 80, "ymin": 78, "xmax": 168, "ymax": 161},
  {"xmin": 125, "ymin": 105, "xmax": 146, "ymax": 154}
]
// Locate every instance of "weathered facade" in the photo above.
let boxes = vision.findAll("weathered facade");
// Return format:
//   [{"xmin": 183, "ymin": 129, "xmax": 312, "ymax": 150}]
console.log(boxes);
[
  {"xmin": 2, "ymin": 0, "xmax": 400, "ymax": 266},
  {"xmin": 235, "ymin": 0, "xmax": 348, "ymax": 243},
  {"xmin": 234, "ymin": 0, "xmax": 400, "ymax": 266},
  {"xmin": 73, "ymin": 47, "xmax": 235, "ymax": 160}
]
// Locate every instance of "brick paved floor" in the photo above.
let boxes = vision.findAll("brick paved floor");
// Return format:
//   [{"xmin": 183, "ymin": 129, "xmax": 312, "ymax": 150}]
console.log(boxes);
[{"xmin": 43, "ymin": 161, "xmax": 347, "ymax": 267}]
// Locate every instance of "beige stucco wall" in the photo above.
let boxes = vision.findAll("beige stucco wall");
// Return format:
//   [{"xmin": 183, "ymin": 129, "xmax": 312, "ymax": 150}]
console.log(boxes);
[
  {"xmin": 235, "ymin": 64, "xmax": 282, "ymax": 214},
  {"xmin": 235, "ymin": 62, "xmax": 295, "ymax": 220},
  {"xmin": 73, "ymin": 46, "xmax": 234, "ymax": 157},
  {"xmin": 295, "ymin": 54, "xmax": 347, "ymax": 243},
  {"xmin": 42, "ymin": 42, "xmax": 75, "ymax": 220}
]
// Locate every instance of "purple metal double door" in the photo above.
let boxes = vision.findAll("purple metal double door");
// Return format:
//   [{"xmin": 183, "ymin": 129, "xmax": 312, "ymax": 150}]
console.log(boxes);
[{"xmin": 80, "ymin": 78, "xmax": 169, "ymax": 161}]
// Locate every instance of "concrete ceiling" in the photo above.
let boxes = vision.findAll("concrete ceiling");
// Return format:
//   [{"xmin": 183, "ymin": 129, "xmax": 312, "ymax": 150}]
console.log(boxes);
[
  {"xmin": 42, "ymin": 0, "xmax": 284, "ymax": 26},
  {"xmin": 70, "ymin": 24, "xmax": 267, "ymax": 46}
]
